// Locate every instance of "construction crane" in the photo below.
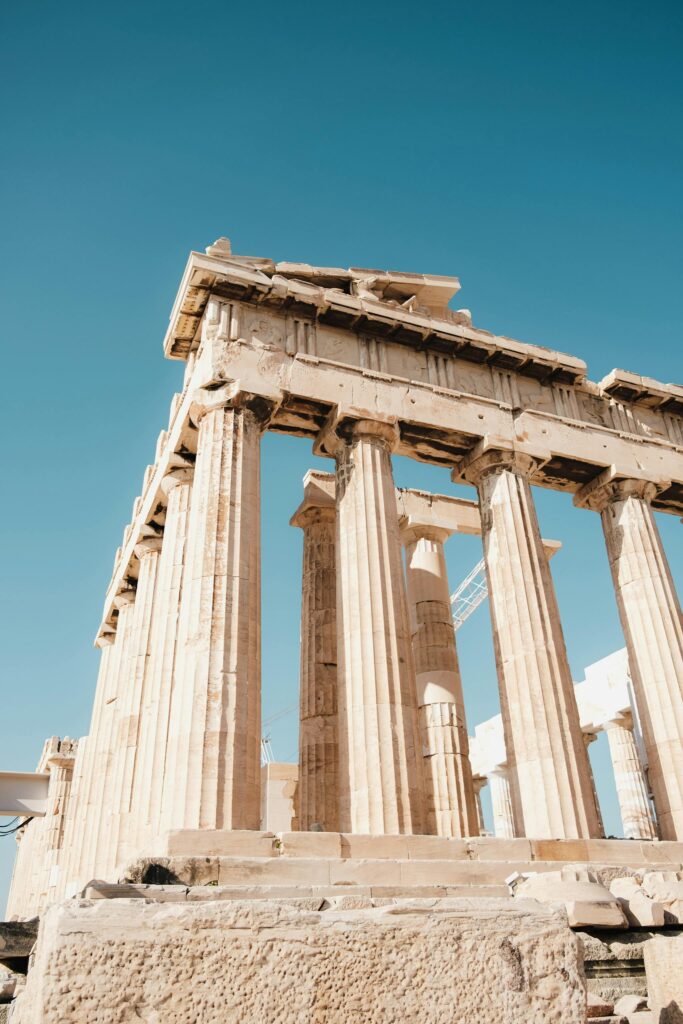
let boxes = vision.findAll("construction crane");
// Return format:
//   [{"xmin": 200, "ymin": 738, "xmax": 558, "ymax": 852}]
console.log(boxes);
[
  {"xmin": 260, "ymin": 702, "xmax": 298, "ymax": 764},
  {"xmin": 260, "ymin": 735, "xmax": 275, "ymax": 765},
  {"xmin": 450, "ymin": 558, "xmax": 489, "ymax": 631}
]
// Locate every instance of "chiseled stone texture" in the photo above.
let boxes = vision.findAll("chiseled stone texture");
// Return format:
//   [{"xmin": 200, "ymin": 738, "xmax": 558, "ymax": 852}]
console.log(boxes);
[
  {"xmin": 13, "ymin": 897, "xmax": 585, "ymax": 1024},
  {"xmin": 643, "ymin": 932, "xmax": 683, "ymax": 1023}
]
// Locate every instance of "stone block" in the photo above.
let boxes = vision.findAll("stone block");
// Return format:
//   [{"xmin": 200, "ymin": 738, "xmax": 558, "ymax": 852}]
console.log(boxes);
[
  {"xmin": 163, "ymin": 829, "xmax": 277, "ymax": 858},
  {"xmin": 399, "ymin": 859, "xmax": 509, "ymax": 887},
  {"xmin": 0, "ymin": 970, "xmax": 16, "ymax": 1001},
  {"xmin": 404, "ymin": 835, "xmax": 471, "ymax": 860},
  {"xmin": 516, "ymin": 868, "xmax": 628, "ymax": 928},
  {"xmin": 277, "ymin": 831, "xmax": 342, "ymax": 858},
  {"xmin": 12, "ymin": 897, "xmax": 586, "ymax": 1023},
  {"xmin": 584, "ymin": 841, "xmax": 661, "ymax": 867},
  {"xmin": 638, "ymin": 842, "xmax": 683, "ymax": 866},
  {"xmin": 609, "ymin": 878, "xmax": 665, "ymax": 928},
  {"xmin": 325, "ymin": 895, "xmax": 375, "ymax": 909},
  {"xmin": 614, "ymin": 994, "xmax": 648, "ymax": 1015},
  {"xmin": 641, "ymin": 872, "xmax": 683, "ymax": 924},
  {"xmin": 567, "ymin": 901, "xmax": 627, "ymax": 929},
  {"xmin": 330, "ymin": 858, "xmax": 402, "ymax": 886},
  {"xmin": 187, "ymin": 885, "xmax": 318, "ymax": 901},
  {"xmin": 217, "ymin": 856, "xmax": 332, "ymax": 886},
  {"xmin": 641, "ymin": 871, "xmax": 683, "ymax": 900},
  {"xmin": 467, "ymin": 837, "xmax": 533, "ymax": 862},
  {"xmin": 82, "ymin": 882, "xmax": 189, "ymax": 902},
  {"xmin": 587, "ymin": 991, "xmax": 615, "ymax": 1017},
  {"xmin": 643, "ymin": 933, "xmax": 683, "ymax": 1023},
  {"xmin": 339, "ymin": 833, "xmax": 410, "ymax": 859},
  {"xmin": 531, "ymin": 839, "xmax": 590, "ymax": 863}
]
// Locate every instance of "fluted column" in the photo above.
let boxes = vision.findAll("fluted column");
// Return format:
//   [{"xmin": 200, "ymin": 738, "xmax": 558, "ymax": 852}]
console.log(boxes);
[
  {"xmin": 582, "ymin": 732, "xmax": 606, "ymax": 838},
  {"xmin": 58, "ymin": 642, "xmax": 113, "ymax": 896},
  {"xmin": 457, "ymin": 447, "xmax": 601, "ymax": 839},
  {"xmin": 30, "ymin": 739, "xmax": 78, "ymax": 912},
  {"xmin": 575, "ymin": 475, "xmax": 683, "ymax": 840},
  {"xmin": 76, "ymin": 591, "xmax": 137, "ymax": 884},
  {"xmin": 472, "ymin": 776, "xmax": 487, "ymax": 835},
  {"xmin": 604, "ymin": 713, "xmax": 658, "ymax": 840},
  {"xmin": 402, "ymin": 525, "xmax": 478, "ymax": 837},
  {"xmin": 160, "ymin": 387, "xmax": 267, "ymax": 833},
  {"xmin": 130, "ymin": 466, "xmax": 193, "ymax": 850},
  {"xmin": 488, "ymin": 769, "xmax": 515, "ymax": 839},
  {"xmin": 291, "ymin": 472, "xmax": 339, "ymax": 833},
  {"xmin": 107, "ymin": 537, "xmax": 162, "ymax": 874},
  {"xmin": 335, "ymin": 419, "xmax": 426, "ymax": 834}
]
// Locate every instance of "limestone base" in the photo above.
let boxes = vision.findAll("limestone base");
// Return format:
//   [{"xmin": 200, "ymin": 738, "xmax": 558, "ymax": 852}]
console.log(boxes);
[{"xmin": 12, "ymin": 897, "xmax": 584, "ymax": 1024}]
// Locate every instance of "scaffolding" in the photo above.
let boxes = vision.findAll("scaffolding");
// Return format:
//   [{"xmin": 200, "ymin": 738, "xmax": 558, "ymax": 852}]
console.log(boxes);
[{"xmin": 450, "ymin": 558, "xmax": 489, "ymax": 631}]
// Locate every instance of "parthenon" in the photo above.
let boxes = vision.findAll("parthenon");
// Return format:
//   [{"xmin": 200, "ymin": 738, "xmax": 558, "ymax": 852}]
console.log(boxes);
[{"xmin": 5, "ymin": 238, "xmax": 683, "ymax": 1023}]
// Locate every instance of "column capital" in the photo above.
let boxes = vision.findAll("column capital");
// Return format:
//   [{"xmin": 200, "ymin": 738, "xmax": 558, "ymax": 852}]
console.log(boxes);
[
  {"xmin": 160, "ymin": 467, "xmax": 194, "ymax": 497},
  {"xmin": 603, "ymin": 709, "xmax": 635, "ymax": 732},
  {"xmin": 452, "ymin": 441, "xmax": 541, "ymax": 487},
  {"xmin": 95, "ymin": 626, "xmax": 116, "ymax": 648},
  {"xmin": 188, "ymin": 382, "xmax": 279, "ymax": 428},
  {"xmin": 113, "ymin": 585, "xmax": 136, "ymax": 609},
  {"xmin": 290, "ymin": 471, "xmax": 335, "ymax": 529},
  {"xmin": 134, "ymin": 537, "xmax": 163, "ymax": 560},
  {"xmin": 349, "ymin": 418, "xmax": 399, "ymax": 448},
  {"xmin": 574, "ymin": 469, "xmax": 666, "ymax": 512},
  {"xmin": 400, "ymin": 522, "xmax": 451, "ymax": 546},
  {"xmin": 314, "ymin": 409, "xmax": 399, "ymax": 458}
]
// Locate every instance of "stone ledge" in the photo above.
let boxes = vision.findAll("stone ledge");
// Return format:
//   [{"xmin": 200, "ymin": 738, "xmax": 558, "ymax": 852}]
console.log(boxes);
[{"xmin": 152, "ymin": 830, "xmax": 683, "ymax": 867}]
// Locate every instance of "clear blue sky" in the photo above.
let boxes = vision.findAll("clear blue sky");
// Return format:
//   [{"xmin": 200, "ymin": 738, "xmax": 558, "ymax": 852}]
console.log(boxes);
[{"xmin": 1, "ymin": 0, "xmax": 682, "ymax": 906}]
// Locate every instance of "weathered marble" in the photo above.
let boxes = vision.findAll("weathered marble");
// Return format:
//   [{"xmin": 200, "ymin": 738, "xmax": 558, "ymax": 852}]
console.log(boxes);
[
  {"xmin": 457, "ymin": 446, "xmax": 601, "ymax": 840},
  {"xmin": 401, "ymin": 521, "xmax": 478, "ymax": 838},
  {"xmin": 604, "ymin": 714, "xmax": 658, "ymax": 841},
  {"xmin": 12, "ymin": 898, "xmax": 585, "ymax": 1024},
  {"xmin": 291, "ymin": 471, "xmax": 339, "ymax": 833},
  {"xmin": 129, "ymin": 467, "xmax": 193, "ymax": 853},
  {"xmin": 160, "ymin": 387, "xmax": 267, "ymax": 833},
  {"xmin": 576, "ymin": 474, "xmax": 683, "ymax": 841},
  {"xmin": 643, "ymin": 933, "xmax": 683, "ymax": 1023},
  {"xmin": 334, "ymin": 419, "xmax": 425, "ymax": 835}
]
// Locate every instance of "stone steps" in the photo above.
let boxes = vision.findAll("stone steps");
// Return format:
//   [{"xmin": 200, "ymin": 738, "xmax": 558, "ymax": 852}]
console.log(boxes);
[{"xmin": 122, "ymin": 849, "xmax": 683, "ymax": 891}]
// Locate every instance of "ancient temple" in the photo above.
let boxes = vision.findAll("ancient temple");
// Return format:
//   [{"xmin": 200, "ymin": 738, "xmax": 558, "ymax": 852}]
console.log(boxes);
[{"xmin": 5, "ymin": 239, "xmax": 683, "ymax": 1023}]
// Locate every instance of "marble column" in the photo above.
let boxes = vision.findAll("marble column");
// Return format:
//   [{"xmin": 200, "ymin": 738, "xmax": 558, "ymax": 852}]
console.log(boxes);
[
  {"xmin": 472, "ymin": 776, "xmax": 487, "ymax": 835},
  {"xmin": 402, "ymin": 525, "xmax": 479, "ymax": 837},
  {"xmin": 77, "ymin": 590, "xmax": 137, "ymax": 884},
  {"xmin": 488, "ymin": 769, "xmax": 515, "ymax": 839},
  {"xmin": 335, "ymin": 419, "xmax": 426, "ymax": 834},
  {"xmin": 576, "ymin": 475, "xmax": 683, "ymax": 840},
  {"xmin": 109, "ymin": 537, "xmax": 163, "ymax": 873},
  {"xmin": 582, "ymin": 732, "xmax": 606, "ymax": 838},
  {"xmin": 458, "ymin": 448, "xmax": 601, "ymax": 840},
  {"xmin": 129, "ymin": 466, "xmax": 193, "ymax": 851},
  {"xmin": 160, "ymin": 388, "xmax": 267, "ymax": 833},
  {"xmin": 291, "ymin": 472, "xmax": 339, "ymax": 833},
  {"xmin": 604, "ymin": 714, "xmax": 659, "ymax": 840},
  {"xmin": 36, "ymin": 739, "xmax": 78, "ymax": 911}
]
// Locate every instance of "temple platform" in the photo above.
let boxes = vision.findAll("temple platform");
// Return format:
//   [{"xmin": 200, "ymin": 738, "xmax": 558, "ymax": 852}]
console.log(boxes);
[{"xmin": 123, "ymin": 830, "xmax": 683, "ymax": 886}]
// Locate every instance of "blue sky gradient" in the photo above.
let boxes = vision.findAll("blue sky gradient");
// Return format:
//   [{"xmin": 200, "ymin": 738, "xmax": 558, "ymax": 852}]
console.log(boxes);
[{"xmin": 1, "ymin": 0, "xmax": 681, "ymax": 904}]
